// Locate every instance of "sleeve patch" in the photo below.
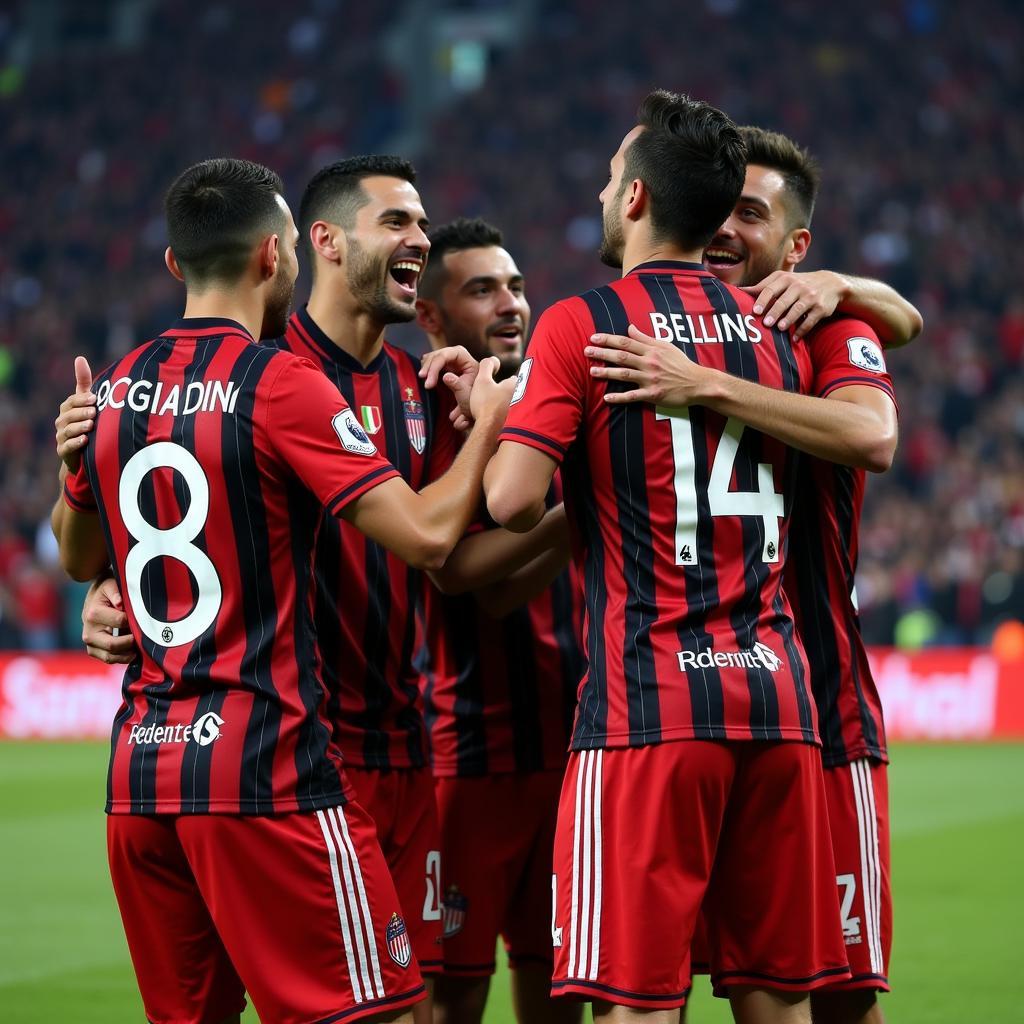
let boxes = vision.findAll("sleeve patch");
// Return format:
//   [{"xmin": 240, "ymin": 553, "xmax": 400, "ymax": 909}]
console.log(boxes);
[
  {"xmin": 332, "ymin": 407, "xmax": 378, "ymax": 456},
  {"xmin": 847, "ymin": 337, "xmax": 886, "ymax": 374},
  {"xmin": 509, "ymin": 357, "xmax": 533, "ymax": 406}
]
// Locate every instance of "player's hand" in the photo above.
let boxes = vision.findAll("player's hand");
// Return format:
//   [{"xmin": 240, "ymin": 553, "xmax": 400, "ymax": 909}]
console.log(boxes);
[
  {"xmin": 82, "ymin": 576, "xmax": 137, "ymax": 665},
  {"xmin": 741, "ymin": 270, "xmax": 850, "ymax": 337},
  {"xmin": 421, "ymin": 346, "xmax": 480, "ymax": 429},
  {"xmin": 55, "ymin": 356, "xmax": 96, "ymax": 474},
  {"xmin": 468, "ymin": 356, "xmax": 515, "ymax": 426},
  {"xmin": 586, "ymin": 324, "xmax": 712, "ymax": 407}
]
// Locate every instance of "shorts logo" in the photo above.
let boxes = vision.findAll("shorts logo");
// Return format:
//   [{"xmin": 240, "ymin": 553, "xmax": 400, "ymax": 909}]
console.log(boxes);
[
  {"xmin": 333, "ymin": 408, "xmax": 378, "ymax": 456},
  {"xmin": 847, "ymin": 337, "xmax": 886, "ymax": 374},
  {"xmin": 676, "ymin": 642, "xmax": 782, "ymax": 672},
  {"xmin": 442, "ymin": 884, "xmax": 467, "ymax": 938},
  {"xmin": 510, "ymin": 357, "xmax": 533, "ymax": 406},
  {"xmin": 403, "ymin": 388, "xmax": 427, "ymax": 455},
  {"xmin": 385, "ymin": 912, "xmax": 412, "ymax": 967},
  {"xmin": 127, "ymin": 712, "xmax": 224, "ymax": 747}
]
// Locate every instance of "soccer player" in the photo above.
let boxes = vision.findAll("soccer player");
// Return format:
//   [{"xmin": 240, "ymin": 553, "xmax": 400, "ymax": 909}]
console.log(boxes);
[
  {"xmin": 585, "ymin": 126, "xmax": 907, "ymax": 1024},
  {"xmin": 483, "ymin": 90, "xmax": 853, "ymax": 1024},
  {"xmin": 50, "ymin": 157, "xmax": 512, "ymax": 1024},
  {"xmin": 414, "ymin": 217, "xmax": 584, "ymax": 1024}
]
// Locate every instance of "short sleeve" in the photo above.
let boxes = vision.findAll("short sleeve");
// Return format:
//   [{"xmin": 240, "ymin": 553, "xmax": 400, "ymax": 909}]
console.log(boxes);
[
  {"xmin": 63, "ymin": 463, "xmax": 97, "ymax": 513},
  {"xmin": 807, "ymin": 317, "xmax": 896, "ymax": 403},
  {"xmin": 498, "ymin": 301, "xmax": 588, "ymax": 464},
  {"xmin": 267, "ymin": 356, "xmax": 401, "ymax": 517}
]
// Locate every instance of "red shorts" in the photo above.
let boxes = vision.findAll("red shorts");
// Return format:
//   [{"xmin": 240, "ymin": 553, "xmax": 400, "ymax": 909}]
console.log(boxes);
[
  {"xmin": 346, "ymin": 766, "xmax": 444, "ymax": 975},
  {"xmin": 435, "ymin": 770, "xmax": 563, "ymax": 975},
  {"xmin": 107, "ymin": 802, "xmax": 425, "ymax": 1024},
  {"xmin": 551, "ymin": 741, "xmax": 850, "ymax": 1010},
  {"xmin": 820, "ymin": 759, "xmax": 892, "ymax": 991}
]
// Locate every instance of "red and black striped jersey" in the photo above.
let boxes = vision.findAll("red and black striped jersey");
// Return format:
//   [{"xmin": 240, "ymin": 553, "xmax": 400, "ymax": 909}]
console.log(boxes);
[
  {"xmin": 500, "ymin": 261, "xmax": 823, "ymax": 749},
  {"xmin": 419, "ymin": 475, "xmax": 585, "ymax": 777},
  {"xmin": 785, "ymin": 317, "xmax": 896, "ymax": 767},
  {"xmin": 279, "ymin": 307, "xmax": 458, "ymax": 769},
  {"xmin": 63, "ymin": 317, "xmax": 401, "ymax": 815}
]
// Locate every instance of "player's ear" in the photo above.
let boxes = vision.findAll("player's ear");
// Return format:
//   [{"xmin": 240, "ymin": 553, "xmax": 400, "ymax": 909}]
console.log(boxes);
[
  {"xmin": 258, "ymin": 233, "xmax": 280, "ymax": 281},
  {"xmin": 415, "ymin": 297, "xmax": 442, "ymax": 334},
  {"xmin": 624, "ymin": 178, "xmax": 647, "ymax": 222},
  {"xmin": 786, "ymin": 227, "xmax": 811, "ymax": 267},
  {"xmin": 164, "ymin": 247, "xmax": 185, "ymax": 282},
  {"xmin": 310, "ymin": 221, "xmax": 344, "ymax": 266}
]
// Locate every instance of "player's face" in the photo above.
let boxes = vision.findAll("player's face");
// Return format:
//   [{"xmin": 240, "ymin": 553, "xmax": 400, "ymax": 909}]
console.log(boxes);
[
  {"xmin": 344, "ymin": 176, "xmax": 430, "ymax": 324},
  {"xmin": 598, "ymin": 126, "xmax": 643, "ymax": 269},
  {"xmin": 435, "ymin": 246, "xmax": 530, "ymax": 380},
  {"xmin": 703, "ymin": 165, "xmax": 797, "ymax": 286},
  {"xmin": 262, "ymin": 196, "xmax": 300, "ymax": 340}
]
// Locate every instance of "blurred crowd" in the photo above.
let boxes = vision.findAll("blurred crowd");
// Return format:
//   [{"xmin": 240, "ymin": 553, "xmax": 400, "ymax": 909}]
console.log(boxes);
[{"xmin": 1, "ymin": 0, "xmax": 1021, "ymax": 648}]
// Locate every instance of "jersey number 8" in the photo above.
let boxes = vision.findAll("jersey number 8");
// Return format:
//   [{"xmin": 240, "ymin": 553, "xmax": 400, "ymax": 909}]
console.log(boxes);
[{"xmin": 119, "ymin": 442, "xmax": 222, "ymax": 648}]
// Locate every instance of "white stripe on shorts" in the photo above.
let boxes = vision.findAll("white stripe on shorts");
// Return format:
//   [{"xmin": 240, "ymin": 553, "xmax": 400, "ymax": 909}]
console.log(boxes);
[
  {"xmin": 569, "ymin": 750, "xmax": 604, "ymax": 981},
  {"xmin": 850, "ymin": 761, "xmax": 883, "ymax": 974},
  {"xmin": 316, "ymin": 808, "xmax": 364, "ymax": 1004}
]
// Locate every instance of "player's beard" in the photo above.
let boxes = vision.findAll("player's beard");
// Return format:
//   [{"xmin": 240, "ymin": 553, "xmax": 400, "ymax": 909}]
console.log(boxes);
[
  {"xmin": 739, "ymin": 238, "xmax": 790, "ymax": 289},
  {"xmin": 261, "ymin": 266, "xmax": 295, "ymax": 340},
  {"xmin": 440, "ymin": 314, "xmax": 524, "ymax": 381},
  {"xmin": 346, "ymin": 236, "xmax": 417, "ymax": 325},
  {"xmin": 598, "ymin": 180, "xmax": 627, "ymax": 269}
]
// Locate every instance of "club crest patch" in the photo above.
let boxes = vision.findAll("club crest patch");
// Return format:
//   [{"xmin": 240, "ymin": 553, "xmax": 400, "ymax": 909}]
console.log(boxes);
[
  {"xmin": 403, "ymin": 387, "xmax": 427, "ymax": 455},
  {"xmin": 847, "ymin": 337, "xmax": 886, "ymax": 374},
  {"xmin": 385, "ymin": 912, "xmax": 412, "ymax": 967},
  {"xmin": 442, "ymin": 884, "xmax": 468, "ymax": 939},
  {"xmin": 332, "ymin": 408, "xmax": 378, "ymax": 456},
  {"xmin": 510, "ymin": 357, "xmax": 533, "ymax": 406}
]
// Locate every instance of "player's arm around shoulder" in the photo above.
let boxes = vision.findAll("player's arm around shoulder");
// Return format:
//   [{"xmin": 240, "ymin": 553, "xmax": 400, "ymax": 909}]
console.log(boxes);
[
  {"xmin": 486, "ymin": 301, "xmax": 586, "ymax": 532},
  {"xmin": 343, "ymin": 358, "xmax": 514, "ymax": 570}
]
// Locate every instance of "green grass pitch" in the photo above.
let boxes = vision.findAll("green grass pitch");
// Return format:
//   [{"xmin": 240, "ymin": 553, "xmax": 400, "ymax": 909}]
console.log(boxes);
[{"xmin": 0, "ymin": 742, "xmax": 1018, "ymax": 1022}]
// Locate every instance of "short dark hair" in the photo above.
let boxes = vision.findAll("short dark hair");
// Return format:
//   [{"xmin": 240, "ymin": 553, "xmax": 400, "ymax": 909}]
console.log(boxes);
[
  {"xmin": 298, "ymin": 155, "xmax": 417, "ymax": 262},
  {"xmin": 739, "ymin": 126, "xmax": 820, "ymax": 228},
  {"xmin": 624, "ymin": 90, "xmax": 746, "ymax": 251},
  {"xmin": 164, "ymin": 158, "xmax": 285, "ymax": 288},
  {"xmin": 419, "ymin": 217, "xmax": 504, "ymax": 299}
]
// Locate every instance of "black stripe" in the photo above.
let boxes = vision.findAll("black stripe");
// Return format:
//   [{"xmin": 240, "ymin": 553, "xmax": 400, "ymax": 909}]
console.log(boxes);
[
  {"xmin": 174, "ymin": 338, "xmax": 223, "ymax": 812},
  {"xmin": 446, "ymin": 592, "xmax": 487, "ymax": 774},
  {"xmin": 699, "ymin": 276, "xmax": 781, "ymax": 738},
  {"xmin": 819, "ymin": 376, "xmax": 895, "ymax": 398},
  {"xmin": 503, "ymin": 605, "xmax": 544, "ymax": 770},
  {"xmin": 639, "ymin": 275, "xmax": 725, "ymax": 739},
  {"xmin": 548, "ymin": 562, "xmax": 585, "ymax": 747},
  {"xmin": 499, "ymin": 426, "xmax": 567, "ymax": 457},
  {"xmin": 834, "ymin": 464, "xmax": 884, "ymax": 759},
  {"xmin": 121, "ymin": 340, "xmax": 178, "ymax": 813},
  {"xmin": 326, "ymin": 465, "xmax": 398, "ymax": 512},
  {"xmin": 551, "ymin": 979, "xmax": 691, "ymax": 1003},
  {"xmin": 711, "ymin": 965, "xmax": 852, "ymax": 986},
  {"xmin": 788, "ymin": 462, "xmax": 846, "ymax": 756},
  {"xmin": 581, "ymin": 286, "xmax": 661, "ymax": 745},
  {"xmin": 222, "ymin": 344, "xmax": 282, "ymax": 814}
]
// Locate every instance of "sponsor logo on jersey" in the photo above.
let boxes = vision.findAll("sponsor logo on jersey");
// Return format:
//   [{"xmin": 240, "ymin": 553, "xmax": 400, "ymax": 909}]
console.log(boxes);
[
  {"xmin": 332, "ymin": 407, "xmax": 378, "ymax": 455},
  {"xmin": 847, "ymin": 337, "xmax": 886, "ymax": 374},
  {"xmin": 385, "ymin": 912, "xmax": 412, "ymax": 967},
  {"xmin": 402, "ymin": 388, "xmax": 427, "ymax": 454},
  {"xmin": 442, "ymin": 884, "xmax": 468, "ymax": 938},
  {"xmin": 127, "ymin": 711, "xmax": 224, "ymax": 747},
  {"xmin": 510, "ymin": 357, "xmax": 533, "ymax": 405},
  {"xmin": 676, "ymin": 641, "xmax": 782, "ymax": 672},
  {"xmin": 360, "ymin": 405, "xmax": 382, "ymax": 435}
]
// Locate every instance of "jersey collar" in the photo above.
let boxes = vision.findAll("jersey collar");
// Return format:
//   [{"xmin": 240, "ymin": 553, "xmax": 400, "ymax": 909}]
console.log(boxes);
[
  {"xmin": 627, "ymin": 260, "xmax": 708, "ymax": 275},
  {"xmin": 291, "ymin": 306, "xmax": 389, "ymax": 374},
  {"xmin": 165, "ymin": 316, "xmax": 255, "ymax": 339}
]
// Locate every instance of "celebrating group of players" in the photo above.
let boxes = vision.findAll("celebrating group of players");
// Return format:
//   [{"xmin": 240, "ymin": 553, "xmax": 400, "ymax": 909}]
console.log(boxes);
[{"xmin": 51, "ymin": 89, "xmax": 920, "ymax": 1024}]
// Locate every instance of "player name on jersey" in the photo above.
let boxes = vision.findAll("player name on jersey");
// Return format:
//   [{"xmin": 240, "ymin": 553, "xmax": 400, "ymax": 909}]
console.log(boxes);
[
  {"xmin": 96, "ymin": 377, "xmax": 240, "ymax": 416},
  {"xmin": 647, "ymin": 310, "xmax": 764, "ymax": 345}
]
